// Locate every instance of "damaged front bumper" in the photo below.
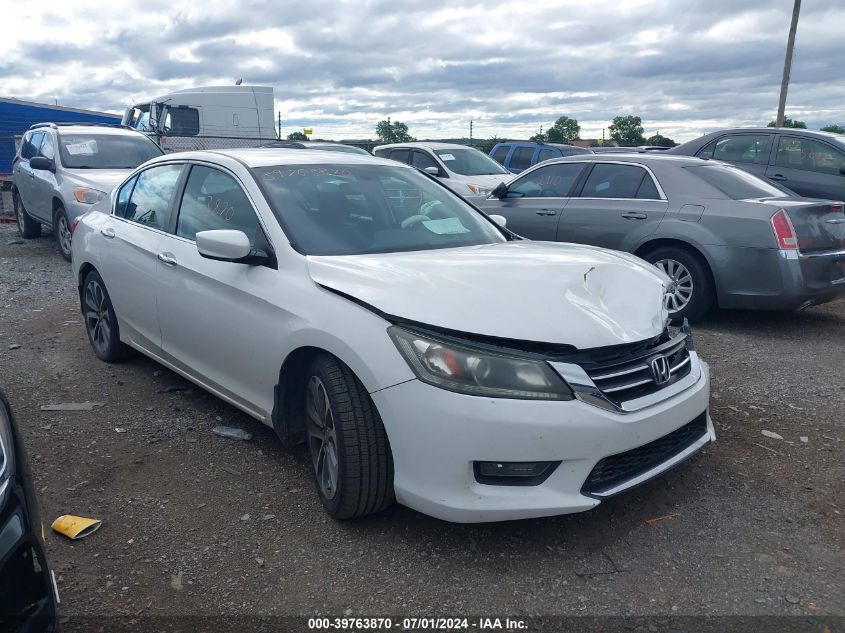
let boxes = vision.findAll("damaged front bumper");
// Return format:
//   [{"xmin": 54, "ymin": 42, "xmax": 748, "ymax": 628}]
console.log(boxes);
[{"xmin": 373, "ymin": 329, "xmax": 712, "ymax": 523}]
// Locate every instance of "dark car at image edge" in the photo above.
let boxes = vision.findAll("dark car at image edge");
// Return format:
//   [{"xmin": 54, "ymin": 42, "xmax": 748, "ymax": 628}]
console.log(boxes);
[
  {"xmin": 0, "ymin": 391, "xmax": 58, "ymax": 632},
  {"xmin": 669, "ymin": 127, "xmax": 845, "ymax": 202}
]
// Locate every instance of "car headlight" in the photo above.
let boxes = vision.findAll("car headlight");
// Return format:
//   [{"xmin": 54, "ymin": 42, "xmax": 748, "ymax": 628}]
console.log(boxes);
[
  {"xmin": 73, "ymin": 187, "xmax": 107, "ymax": 204},
  {"xmin": 388, "ymin": 326, "xmax": 574, "ymax": 400},
  {"xmin": 0, "ymin": 402, "xmax": 15, "ymax": 509},
  {"xmin": 466, "ymin": 184, "xmax": 492, "ymax": 196}
]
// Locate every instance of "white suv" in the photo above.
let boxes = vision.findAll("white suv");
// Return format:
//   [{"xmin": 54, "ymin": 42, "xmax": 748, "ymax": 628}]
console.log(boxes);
[
  {"xmin": 373, "ymin": 142, "xmax": 511, "ymax": 199},
  {"xmin": 12, "ymin": 123, "xmax": 163, "ymax": 260},
  {"xmin": 72, "ymin": 148, "xmax": 713, "ymax": 523}
]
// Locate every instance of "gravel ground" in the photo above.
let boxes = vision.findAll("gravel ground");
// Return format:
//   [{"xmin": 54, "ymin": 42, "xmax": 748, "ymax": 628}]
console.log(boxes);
[{"xmin": 0, "ymin": 223, "xmax": 843, "ymax": 621}]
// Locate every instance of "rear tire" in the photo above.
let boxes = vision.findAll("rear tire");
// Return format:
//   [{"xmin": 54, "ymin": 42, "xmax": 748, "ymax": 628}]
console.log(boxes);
[
  {"xmin": 304, "ymin": 354, "xmax": 394, "ymax": 519},
  {"xmin": 82, "ymin": 270, "xmax": 129, "ymax": 362},
  {"xmin": 14, "ymin": 193, "xmax": 41, "ymax": 239},
  {"xmin": 643, "ymin": 246, "xmax": 714, "ymax": 324}
]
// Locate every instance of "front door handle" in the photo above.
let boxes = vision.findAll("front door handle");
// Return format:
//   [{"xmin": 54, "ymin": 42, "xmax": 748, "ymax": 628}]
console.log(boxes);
[
  {"xmin": 769, "ymin": 173, "xmax": 787, "ymax": 182},
  {"xmin": 621, "ymin": 212, "xmax": 647, "ymax": 220},
  {"xmin": 100, "ymin": 228, "xmax": 115, "ymax": 238},
  {"xmin": 535, "ymin": 209, "xmax": 557, "ymax": 216},
  {"xmin": 157, "ymin": 252, "xmax": 178, "ymax": 266}
]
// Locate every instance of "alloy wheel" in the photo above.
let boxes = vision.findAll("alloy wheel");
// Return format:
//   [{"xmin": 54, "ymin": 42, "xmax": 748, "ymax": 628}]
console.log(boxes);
[
  {"xmin": 655, "ymin": 258, "xmax": 694, "ymax": 314},
  {"xmin": 305, "ymin": 375, "xmax": 339, "ymax": 500},
  {"xmin": 84, "ymin": 279, "xmax": 112, "ymax": 355},
  {"xmin": 57, "ymin": 215, "xmax": 72, "ymax": 256}
]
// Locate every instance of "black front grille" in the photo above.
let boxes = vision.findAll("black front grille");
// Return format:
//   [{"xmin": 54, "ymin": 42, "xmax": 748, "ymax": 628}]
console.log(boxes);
[
  {"xmin": 581, "ymin": 412, "xmax": 708, "ymax": 496},
  {"xmin": 584, "ymin": 334, "xmax": 691, "ymax": 405}
]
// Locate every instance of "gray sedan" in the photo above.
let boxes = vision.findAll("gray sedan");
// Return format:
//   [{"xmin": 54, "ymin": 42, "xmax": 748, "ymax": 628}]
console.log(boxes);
[{"xmin": 478, "ymin": 154, "xmax": 845, "ymax": 322}]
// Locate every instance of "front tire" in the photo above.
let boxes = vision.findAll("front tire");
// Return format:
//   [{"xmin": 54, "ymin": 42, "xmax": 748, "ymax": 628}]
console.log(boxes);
[
  {"xmin": 305, "ymin": 354, "xmax": 394, "ymax": 519},
  {"xmin": 83, "ymin": 270, "xmax": 129, "ymax": 362},
  {"xmin": 54, "ymin": 205, "xmax": 72, "ymax": 261},
  {"xmin": 14, "ymin": 194, "xmax": 41, "ymax": 239},
  {"xmin": 643, "ymin": 246, "xmax": 714, "ymax": 323}
]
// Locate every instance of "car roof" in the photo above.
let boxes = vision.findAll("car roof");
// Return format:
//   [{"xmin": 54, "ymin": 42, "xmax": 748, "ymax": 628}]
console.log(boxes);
[
  {"xmin": 373, "ymin": 141, "xmax": 477, "ymax": 151},
  {"xmin": 151, "ymin": 148, "xmax": 401, "ymax": 168},
  {"xmin": 30, "ymin": 123, "xmax": 143, "ymax": 136},
  {"xmin": 496, "ymin": 141, "xmax": 584, "ymax": 148},
  {"xmin": 550, "ymin": 153, "xmax": 712, "ymax": 168},
  {"xmin": 700, "ymin": 127, "xmax": 845, "ymax": 142}
]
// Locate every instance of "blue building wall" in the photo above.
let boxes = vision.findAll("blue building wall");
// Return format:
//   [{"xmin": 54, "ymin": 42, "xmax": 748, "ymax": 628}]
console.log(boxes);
[{"xmin": 0, "ymin": 98, "xmax": 120, "ymax": 177}]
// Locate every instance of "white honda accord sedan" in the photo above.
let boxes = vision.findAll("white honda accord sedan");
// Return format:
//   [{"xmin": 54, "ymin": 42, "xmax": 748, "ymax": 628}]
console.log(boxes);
[{"xmin": 71, "ymin": 149, "xmax": 714, "ymax": 523}]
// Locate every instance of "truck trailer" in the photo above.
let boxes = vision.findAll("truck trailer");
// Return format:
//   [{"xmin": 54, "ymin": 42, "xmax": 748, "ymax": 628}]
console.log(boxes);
[{"xmin": 121, "ymin": 85, "xmax": 278, "ymax": 152}]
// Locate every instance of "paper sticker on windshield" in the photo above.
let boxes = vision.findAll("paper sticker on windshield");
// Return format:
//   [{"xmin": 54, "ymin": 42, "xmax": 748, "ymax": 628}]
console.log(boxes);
[
  {"xmin": 422, "ymin": 218, "xmax": 470, "ymax": 235},
  {"xmin": 439, "ymin": 153, "xmax": 456, "ymax": 161},
  {"xmin": 65, "ymin": 141, "xmax": 98, "ymax": 156}
]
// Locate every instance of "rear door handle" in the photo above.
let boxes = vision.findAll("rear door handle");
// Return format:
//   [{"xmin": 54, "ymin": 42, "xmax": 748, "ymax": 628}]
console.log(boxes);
[
  {"xmin": 769, "ymin": 174, "xmax": 787, "ymax": 182},
  {"xmin": 826, "ymin": 218, "xmax": 845, "ymax": 224},
  {"xmin": 535, "ymin": 209, "xmax": 557, "ymax": 216},
  {"xmin": 157, "ymin": 252, "xmax": 178, "ymax": 266},
  {"xmin": 621, "ymin": 212, "xmax": 647, "ymax": 220},
  {"xmin": 100, "ymin": 228, "xmax": 115, "ymax": 238}
]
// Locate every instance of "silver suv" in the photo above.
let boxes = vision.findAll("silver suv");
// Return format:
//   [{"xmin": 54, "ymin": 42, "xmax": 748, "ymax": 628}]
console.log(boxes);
[{"xmin": 12, "ymin": 123, "xmax": 163, "ymax": 260}]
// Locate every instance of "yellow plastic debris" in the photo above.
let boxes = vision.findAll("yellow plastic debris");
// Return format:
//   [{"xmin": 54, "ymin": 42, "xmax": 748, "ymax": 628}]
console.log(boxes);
[{"xmin": 51, "ymin": 515, "xmax": 102, "ymax": 540}]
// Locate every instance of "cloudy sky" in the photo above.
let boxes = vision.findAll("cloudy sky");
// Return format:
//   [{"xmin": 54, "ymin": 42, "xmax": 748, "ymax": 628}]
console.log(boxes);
[{"xmin": 2, "ymin": 0, "xmax": 843, "ymax": 142}]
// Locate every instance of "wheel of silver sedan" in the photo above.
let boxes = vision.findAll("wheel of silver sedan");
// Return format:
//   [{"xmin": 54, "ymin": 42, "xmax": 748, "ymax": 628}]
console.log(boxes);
[
  {"xmin": 305, "ymin": 375, "xmax": 339, "ymax": 500},
  {"xmin": 84, "ymin": 279, "xmax": 112, "ymax": 356},
  {"xmin": 655, "ymin": 258, "xmax": 694, "ymax": 314}
]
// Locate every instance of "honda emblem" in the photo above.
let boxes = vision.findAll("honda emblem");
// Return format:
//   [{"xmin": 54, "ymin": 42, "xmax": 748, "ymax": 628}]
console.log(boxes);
[{"xmin": 650, "ymin": 355, "xmax": 672, "ymax": 385}]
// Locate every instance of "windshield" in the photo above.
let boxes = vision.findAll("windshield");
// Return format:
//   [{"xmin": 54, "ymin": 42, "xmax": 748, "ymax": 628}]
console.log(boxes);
[
  {"xmin": 253, "ymin": 163, "xmax": 506, "ymax": 256},
  {"xmin": 687, "ymin": 164, "xmax": 790, "ymax": 199},
  {"xmin": 58, "ymin": 134, "xmax": 163, "ymax": 169},
  {"xmin": 125, "ymin": 105, "xmax": 152, "ymax": 132},
  {"xmin": 434, "ymin": 148, "xmax": 510, "ymax": 176}
]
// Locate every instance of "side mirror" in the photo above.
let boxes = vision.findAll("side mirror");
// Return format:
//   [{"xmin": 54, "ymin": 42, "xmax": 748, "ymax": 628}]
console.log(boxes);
[
  {"xmin": 839, "ymin": 162, "xmax": 845, "ymax": 176},
  {"xmin": 491, "ymin": 182, "xmax": 509, "ymax": 199},
  {"xmin": 196, "ymin": 230, "xmax": 252, "ymax": 262},
  {"xmin": 29, "ymin": 156, "xmax": 54, "ymax": 172},
  {"xmin": 489, "ymin": 214, "xmax": 507, "ymax": 228},
  {"xmin": 424, "ymin": 166, "xmax": 439, "ymax": 176}
]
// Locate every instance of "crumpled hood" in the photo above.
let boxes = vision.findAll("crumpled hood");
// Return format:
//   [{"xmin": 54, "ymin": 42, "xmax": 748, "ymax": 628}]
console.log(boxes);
[
  {"xmin": 308, "ymin": 241, "xmax": 670, "ymax": 349},
  {"xmin": 66, "ymin": 169, "xmax": 133, "ymax": 194}
]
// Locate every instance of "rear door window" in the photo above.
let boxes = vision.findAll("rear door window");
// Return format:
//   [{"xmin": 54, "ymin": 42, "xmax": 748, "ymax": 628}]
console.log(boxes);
[
  {"xmin": 509, "ymin": 147, "xmax": 534, "ymax": 170},
  {"xmin": 118, "ymin": 164, "xmax": 183, "ymax": 231},
  {"xmin": 411, "ymin": 150, "xmax": 439, "ymax": 172},
  {"xmin": 579, "ymin": 163, "xmax": 650, "ymax": 199},
  {"xmin": 490, "ymin": 145, "xmax": 510, "ymax": 165},
  {"xmin": 536, "ymin": 148, "xmax": 557, "ymax": 163},
  {"xmin": 507, "ymin": 163, "xmax": 585, "ymax": 198},
  {"xmin": 708, "ymin": 134, "xmax": 771, "ymax": 164},
  {"xmin": 176, "ymin": 165, "xmax": 260, "ymax": 245},
  {"xmin": 388, "ymin": 148, "xmax": 410, "ymax": 163},
  {"xmin": 775, "ymin": 136, "xmax": 845, "ymax": 175},
  {"xmin": 636, "ymin": 174, "xmax": 661, "ymax": 199}
]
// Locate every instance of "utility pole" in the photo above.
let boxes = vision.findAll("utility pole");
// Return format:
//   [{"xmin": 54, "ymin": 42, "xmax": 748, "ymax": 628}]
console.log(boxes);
[
  {"xmin": 387, "ymin": 116, "xmax": 391, "ymax": 143},
  {"xmin": 277, "ymin": 110, "xmax": 282, "ymax": 140},
  {"xmin": 776, "ymin": 0, "xmax": 801, "ymax": 128},
  {"xmin": 469, "ymin": 120, "xmax": 473, "ymax": 146}
]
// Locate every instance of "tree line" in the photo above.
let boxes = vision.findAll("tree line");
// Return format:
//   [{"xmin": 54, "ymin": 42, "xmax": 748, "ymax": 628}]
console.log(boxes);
[{"xmin": 283, "ymin": 115, "xmax": 844, "ymax": 147}]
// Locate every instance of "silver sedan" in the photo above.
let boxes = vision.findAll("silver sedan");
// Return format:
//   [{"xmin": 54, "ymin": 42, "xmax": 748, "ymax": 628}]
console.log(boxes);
[{"xmin": 478, "ymin": 154, "xmax": 845, "ymax": 322}]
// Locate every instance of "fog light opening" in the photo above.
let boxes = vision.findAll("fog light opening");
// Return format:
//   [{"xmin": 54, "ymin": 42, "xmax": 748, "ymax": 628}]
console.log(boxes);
[{"xmin": 473, "ymin": 460, "xmax": 560, "ymax": 486}]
